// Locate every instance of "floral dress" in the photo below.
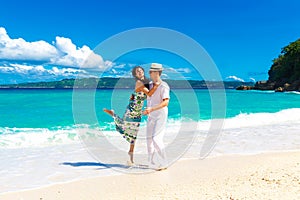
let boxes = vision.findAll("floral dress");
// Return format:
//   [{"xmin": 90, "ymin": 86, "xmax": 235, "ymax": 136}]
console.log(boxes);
[{"xmin": 113, "ymin": 91, "xmax": 146, "ymax": 144}]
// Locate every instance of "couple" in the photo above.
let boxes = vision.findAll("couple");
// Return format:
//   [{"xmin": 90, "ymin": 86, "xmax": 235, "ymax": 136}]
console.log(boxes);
[{"xmin": 103, "ymin": 63, "xmax": 170, "ymax": 170}]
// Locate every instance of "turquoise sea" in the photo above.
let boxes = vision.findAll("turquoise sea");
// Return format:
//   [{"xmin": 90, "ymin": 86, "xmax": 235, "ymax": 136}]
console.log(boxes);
[{"xmin": 0, "ymin": 88, "xmax": 300, "ymax": 134}]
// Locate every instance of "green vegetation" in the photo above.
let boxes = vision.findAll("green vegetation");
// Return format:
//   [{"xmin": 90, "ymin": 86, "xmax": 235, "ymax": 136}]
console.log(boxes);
[
  {"xmin": 0, "ymin": 78, "xmax": 254, "ymax": 89},
  {"xmin": 268, "ymin": 38, "xmax": 300, "ymax": 87},
  {"xmin": 247, "ymin": 38, "xmax": 300, "ymax": 91}
]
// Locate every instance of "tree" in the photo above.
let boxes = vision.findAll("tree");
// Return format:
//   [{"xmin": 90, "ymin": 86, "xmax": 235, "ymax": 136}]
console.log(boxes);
[{"xmin": 268, "ymin": 38, "xmax": 300, "ymax": 85}]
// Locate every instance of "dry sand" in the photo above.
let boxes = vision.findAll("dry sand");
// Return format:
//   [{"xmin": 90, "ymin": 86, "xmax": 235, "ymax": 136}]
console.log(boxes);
[{"xmin": 1, "ymin": 151, "xmax": 299, "ymax": 200}]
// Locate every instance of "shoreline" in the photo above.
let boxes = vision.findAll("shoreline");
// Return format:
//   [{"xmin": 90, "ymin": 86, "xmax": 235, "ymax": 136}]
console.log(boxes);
[{"xmin": 1, "ymin": 151, "xmax": 299, "ymax": 199}]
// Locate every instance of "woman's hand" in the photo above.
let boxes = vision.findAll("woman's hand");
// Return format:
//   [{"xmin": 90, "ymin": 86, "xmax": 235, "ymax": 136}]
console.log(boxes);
[{"xmin": 153, "ymin": 82, "xmax": 161, "ymax": 87}]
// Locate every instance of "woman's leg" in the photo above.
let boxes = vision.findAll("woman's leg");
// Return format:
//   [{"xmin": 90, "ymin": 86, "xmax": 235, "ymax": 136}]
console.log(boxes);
[
  {"xmin": 103, "ymin": 109, "xmax": 139, "ymax": 165},
  {"xmin": 128, "ymin": 144, "xmax": 135, "ymax": 163},
  {"xmin": 103, "ymin": 108, "xmax": 114, "ymax": 116}
]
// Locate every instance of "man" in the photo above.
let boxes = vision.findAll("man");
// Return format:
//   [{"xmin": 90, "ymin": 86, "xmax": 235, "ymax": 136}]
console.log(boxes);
[{"xmin": 143, "ymin": 63, "xmax": 170, "ymax": 170}]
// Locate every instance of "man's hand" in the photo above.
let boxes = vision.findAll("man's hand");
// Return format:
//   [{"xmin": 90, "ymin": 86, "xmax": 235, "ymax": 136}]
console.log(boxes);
[{"xmin": 143, "ymin": 107, "xmax": 152, "ymax": 115}]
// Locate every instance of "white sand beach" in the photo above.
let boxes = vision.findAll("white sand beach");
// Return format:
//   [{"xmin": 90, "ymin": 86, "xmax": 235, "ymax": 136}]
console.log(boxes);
[
  {"xmin": 1, "ymin": 109, "xmax": 300, "ymax": 199},
  {"xmin": 1, "ymin": 151, "xmax": 299, "ymax": 200}
]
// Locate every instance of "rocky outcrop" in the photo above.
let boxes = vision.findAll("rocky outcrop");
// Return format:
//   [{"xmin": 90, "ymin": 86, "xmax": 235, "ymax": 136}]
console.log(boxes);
[
  {"xmin": 253, "ymin": 81, "xmax": 276, "ymax": 90},
  {"xmin": 236, "ymin": 85, "xmax": 254, "ymax": 90},
  {"xmin": 250, "ymin": 79, "xmax": 300, "ymax": 92},
  {"xmin": 248, "ymin": 80, "xmax": 300, "ymax": 92},
  {"xmin": 275, "ymin": 87, "xmax": 284, "ymax": 92}
]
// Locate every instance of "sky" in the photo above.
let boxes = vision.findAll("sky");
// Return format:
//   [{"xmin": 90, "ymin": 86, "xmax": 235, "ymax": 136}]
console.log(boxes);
[{"xmin": 0, "ymin": 0, "xmax": 300, "ymax": 84}]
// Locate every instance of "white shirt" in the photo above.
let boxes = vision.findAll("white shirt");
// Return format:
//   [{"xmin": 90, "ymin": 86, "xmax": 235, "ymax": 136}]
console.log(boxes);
[{"xmin": 147, "ymin": 81, "xmax": 170, "ymax": 119}]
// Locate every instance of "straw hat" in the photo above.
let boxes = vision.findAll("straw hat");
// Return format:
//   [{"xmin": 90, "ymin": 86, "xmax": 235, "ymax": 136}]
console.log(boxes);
[{"xmin": 149, "ymin": 63, "xmax": 163, "ymax": 71}]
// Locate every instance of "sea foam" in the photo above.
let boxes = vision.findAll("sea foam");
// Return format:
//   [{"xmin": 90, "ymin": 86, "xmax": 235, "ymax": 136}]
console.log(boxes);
[{"xmin": 0, "ymin": 108, "xmax": 299, "ymax": 150}]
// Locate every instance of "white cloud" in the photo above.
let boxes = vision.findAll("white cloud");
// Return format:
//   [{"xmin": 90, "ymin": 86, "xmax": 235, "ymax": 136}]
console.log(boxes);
[
  {"xmin": 0, "ymin": 27, "xmax": 58, "ymax": 61},
  {"xmin": 0, "ymin": 66, "xmax": 14, "ymax": 73},
  {"xmin": 128, "ymin": 63, "xmax": 137, "ymax": 68},
  {"xmin": 51, "ymin": 36, "xmax": 107, "ymax": 69},
  {"xmin": 177, "ymin": 68, "xmax": 191, "ymax": 73},
  {"xmin": 165, "ymin": 67, "xmax": 191, "ymax": 73},
  {"xmin": 104, "ymin": 60, "xmax": 114, "ymax": 68},
  {"xmin": 111, "ymin": 69, "xmax": 118, "ymax": 74},
  {"xmin": 160, "ymin": 67, "xmax": 190, "ymax": 80},
  {"xmin": 226, "ymin": 75, "xmax": 245, "ymax": 82},
  {"xmin": 249, "ymin": 77, "xmax": 256, "ymax": 82},
  {"xmin": 161, "ymin": 73, "xmax": 169, "ymax": 79},
  {"xmin": 0, "ymin": 27, "xmax": 109, "ymax": 69},
  {"xmin": 10, "ymin": 63, "xmax": 34, "ymax": 74},
  {"xmin": 114, "ymin": 63, "xmax": 126, "ymax": 69},
  {"xmin": 1, "ymin": 63, "xmax": 86, "ymax": 78},
  {"xmin": 50, "ymin": 66, "xmax": 87, "ymax": 76}
]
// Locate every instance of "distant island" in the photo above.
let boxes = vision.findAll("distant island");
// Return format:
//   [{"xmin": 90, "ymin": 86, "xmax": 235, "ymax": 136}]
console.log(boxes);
[
  {"xmin": 0, "ymin": 77, "xmax": 254, "ymax": 89},
  {"xmin": 237, "ymin": 38, "xmax": 300, "ymax": 92}
]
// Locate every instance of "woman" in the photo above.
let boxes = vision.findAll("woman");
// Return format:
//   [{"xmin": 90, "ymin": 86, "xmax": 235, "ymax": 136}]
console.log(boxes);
[{"xmin": 103, "ymin": 66, "xmax": 159, "ymax": 165}]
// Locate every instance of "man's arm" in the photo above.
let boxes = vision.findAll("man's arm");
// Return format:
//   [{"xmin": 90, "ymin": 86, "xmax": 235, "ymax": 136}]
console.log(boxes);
[{"xmin": 143, "ymin": 98, "xmax": 169, "ymax": 115}]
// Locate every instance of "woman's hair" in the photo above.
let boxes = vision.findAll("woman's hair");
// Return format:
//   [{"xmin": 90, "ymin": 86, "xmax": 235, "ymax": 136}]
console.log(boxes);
[{"xmin": 132, "ymin": 66, "xmax": 150, "ymax": 89}]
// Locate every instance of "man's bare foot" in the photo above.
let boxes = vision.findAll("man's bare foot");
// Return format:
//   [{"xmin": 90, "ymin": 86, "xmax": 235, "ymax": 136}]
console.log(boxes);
[
  {"xmin": 155, "ymin": 166, "xmax": 167, "ymax": 171},
  {"xmin": 103, "ymin": 108, "xmax": 114, "ymax": 116}
]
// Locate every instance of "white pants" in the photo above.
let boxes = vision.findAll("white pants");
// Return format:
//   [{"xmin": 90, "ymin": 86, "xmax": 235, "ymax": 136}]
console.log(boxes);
[{"xmin": 146, "ymin": 112, "xmax": 167, "ymax": 165}]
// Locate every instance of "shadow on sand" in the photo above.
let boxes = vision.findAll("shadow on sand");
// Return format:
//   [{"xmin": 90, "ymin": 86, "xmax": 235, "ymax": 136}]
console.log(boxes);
[{"xmin": 60, "ymin": 162, "xmax": 129, "ymax": 170}]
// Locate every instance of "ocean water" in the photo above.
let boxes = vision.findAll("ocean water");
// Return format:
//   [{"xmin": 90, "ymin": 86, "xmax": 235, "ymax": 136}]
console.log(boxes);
[
  {"xmin": 0, "ymin": 88, "xmax": 300, "ymax": 148},
  {"xmin": 1, "ymin": 89, "xmax": 300, "ymax": 129},
  {"xmin": 0, "ymin": 88, "xmax": 300, "ymax": 193}
]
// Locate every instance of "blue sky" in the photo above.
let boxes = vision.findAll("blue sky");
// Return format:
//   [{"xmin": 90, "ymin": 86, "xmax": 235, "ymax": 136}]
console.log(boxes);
[{"xmin": 0, "ymin": 0, "xmax": 300, "ymax": 84}]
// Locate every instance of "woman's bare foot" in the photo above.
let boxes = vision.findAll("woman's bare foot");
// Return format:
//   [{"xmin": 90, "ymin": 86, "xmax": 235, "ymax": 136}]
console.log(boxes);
[
  {"xmin": 103, "ymin": 108, "xmax": 114, "ymax": 116},
  {"xmin": 128, "ymin": 152, "xmax": 134, "ymax": 164},
  {"xmin": 127, "ymin": 160, "xmax": 135, "ymax": 167}
]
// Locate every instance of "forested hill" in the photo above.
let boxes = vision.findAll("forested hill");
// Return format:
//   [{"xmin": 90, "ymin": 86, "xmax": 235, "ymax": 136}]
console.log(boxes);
[
  {"xmin": 254, "ymin": 38, "xmax": 300, "ymax": 91},
  {"xmin": 0, "ymin": 78, "xmax": 254, "ymax": 89}
]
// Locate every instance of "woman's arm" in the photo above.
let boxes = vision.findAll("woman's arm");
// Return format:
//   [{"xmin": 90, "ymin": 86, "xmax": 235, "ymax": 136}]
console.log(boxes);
[{"xmin": 135, "ymin": 80, "xmax": 159, "ymax": 97}]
